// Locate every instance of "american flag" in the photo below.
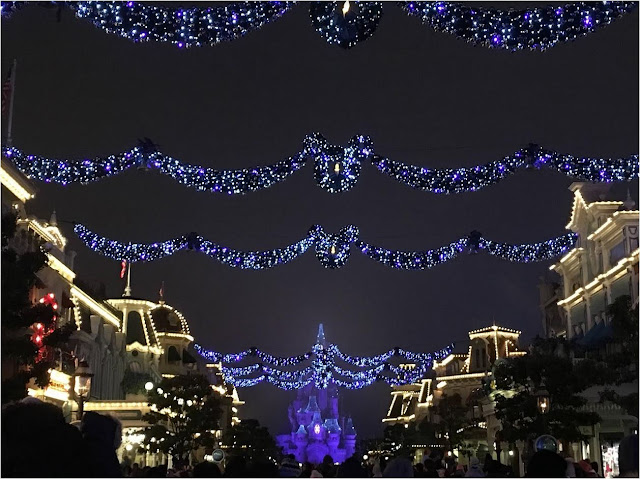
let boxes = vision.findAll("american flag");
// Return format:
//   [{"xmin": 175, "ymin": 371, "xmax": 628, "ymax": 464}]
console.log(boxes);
[{"xmin": 1, "ymin": 64, "xmax": 12, "ymax": 117}]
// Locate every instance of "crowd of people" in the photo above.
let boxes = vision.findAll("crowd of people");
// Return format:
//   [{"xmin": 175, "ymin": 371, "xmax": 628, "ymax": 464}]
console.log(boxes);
[{"xmin": 2, "ymin": 397, "xmax": 638, "ymax": 478}]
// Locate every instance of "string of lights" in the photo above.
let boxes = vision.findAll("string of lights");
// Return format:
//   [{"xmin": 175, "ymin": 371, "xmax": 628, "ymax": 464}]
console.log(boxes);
[
  {"xmin": 193, "ymin": 327, "xmax": 452, "ymax": 390},
  {"xmin": 4, "ymin": 141, "xmax": 636, "ymax": 195},
  {"xmin": 401, "ymin": 1, "xmax": 637, "ymax": 52},
  {"xmin": 1, "ymin": 2, "xmax": 635, "ymax": 50},
  {"xmin": 73, "ymin": 223, "xmax": 579, "ymax": 269},
  {"xmin": 0, "ymin": 1, "xmax": 295, "ymax": 48}
]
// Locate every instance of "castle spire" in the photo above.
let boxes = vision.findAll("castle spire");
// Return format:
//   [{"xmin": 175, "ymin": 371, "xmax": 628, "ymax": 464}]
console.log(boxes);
[
  {"xmin": 317, "ymin": 323, "xmax": 326, "ymax": 346},
  {"xmin": 48, "ymin": 210, "xmax": 57, "ymax": 227}
]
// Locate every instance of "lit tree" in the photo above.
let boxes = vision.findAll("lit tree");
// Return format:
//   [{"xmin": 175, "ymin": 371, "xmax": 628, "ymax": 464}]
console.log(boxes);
[
  {"xmin": 1, "ymin": 213, "xmax": 74, "ymax": 403},
  {"xmin": 222, "ymin": 418, "xmax": 280, "ymax": 462},
  {"xmin": 590, "ymin": 295, "xmax": 638, "ymax": 417},
  {"xmin": 141, "ymin": 374, "xmax": 222, "ymax": 466},
  {"xmin": 492, "ymin": 337, "xmax": 600, "ymax": 445}
]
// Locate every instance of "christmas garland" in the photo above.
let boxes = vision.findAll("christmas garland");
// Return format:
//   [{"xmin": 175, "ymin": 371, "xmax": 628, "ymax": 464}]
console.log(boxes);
[
  {"xmin": 73, "ymin": 223, "xmax": 578, "ymax": 270},
  {"xmin": 1, "ymin": 2, "xmax": 635, "ymax": 50},
  {"xmin": 193, "ymin": 335, "xmax": 452, "ymax": 390},
  {"xmin": 4, "ymin": 139, "xmax": 636, "ymax": 195}
]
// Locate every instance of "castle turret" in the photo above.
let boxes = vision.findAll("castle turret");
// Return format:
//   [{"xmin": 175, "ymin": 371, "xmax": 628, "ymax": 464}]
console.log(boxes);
[
  {"xmin": 343, "ymin": 416, "xmax": 357, "ymax": 458},
  {"xmin": 308, "ymin": 410, "xmax": 326, "ymax": 441},
  {"xmin": 294, "ymin": 424, "xmax": 308, "ymax": 452}
]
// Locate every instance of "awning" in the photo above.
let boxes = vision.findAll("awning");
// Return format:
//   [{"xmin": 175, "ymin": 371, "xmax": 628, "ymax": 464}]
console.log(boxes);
[
  {"xmin": 182, "ymin": 349, "xmax": 197, "ymax": 364},
  {"xmin": 578, "ymin": 322, "xmax": 613, "ymax": 349}
]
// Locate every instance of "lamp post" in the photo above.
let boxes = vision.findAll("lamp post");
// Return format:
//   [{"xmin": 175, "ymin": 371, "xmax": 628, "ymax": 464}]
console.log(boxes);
[
  {"xmin": 535, "ymin": 385, "xmax": 551, "ymax": 416},
  {"xmin": 73, "ymin": 360, "xmax": 93, "ymax": 420}
]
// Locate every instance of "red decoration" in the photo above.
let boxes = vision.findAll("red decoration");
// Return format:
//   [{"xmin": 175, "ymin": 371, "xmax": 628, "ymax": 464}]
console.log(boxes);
[{"xmin": 32, "ymin": 293, "xmax": 59, "ymax": 361}]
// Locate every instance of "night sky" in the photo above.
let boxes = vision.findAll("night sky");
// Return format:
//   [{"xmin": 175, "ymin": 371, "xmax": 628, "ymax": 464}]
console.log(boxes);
[{"xmin": 2, "ymin": 3, "xmax": 638, "ymax": 439}]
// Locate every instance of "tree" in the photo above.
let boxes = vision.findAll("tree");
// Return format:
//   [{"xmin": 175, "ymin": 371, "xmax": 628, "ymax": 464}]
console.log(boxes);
[
  {"xmin": 222, "ymin": 419, "xmax": 281, "ymax": 463},
  {"xmin": 587, "ymin": 295, "xmax": 638, "ymax": 417},
  {"xmin": 141, "ymin": 374, "xmax": 222, "ymax": 466},
  {"xmin": 1, "ymin": 213, "xmax": 74, "ymax": 403},
  {"xmin": 492, "ymin": 337, "xmax": 600, "ymax": 445}
]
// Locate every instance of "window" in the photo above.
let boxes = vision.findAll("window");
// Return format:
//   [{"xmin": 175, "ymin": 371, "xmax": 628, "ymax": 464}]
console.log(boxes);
[
  {"xmin": 126, "ymin": 311, "xmax": 146, "ymax": 345},
  {"xmin": 609, "ymin": 241, "xmax": 626, "ymax": 266}
]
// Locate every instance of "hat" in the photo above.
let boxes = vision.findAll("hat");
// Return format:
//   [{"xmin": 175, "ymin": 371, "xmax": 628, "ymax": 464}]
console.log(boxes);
[
  {"xmin": 469, "ymin": 458, "xmax": 480, "ymax": 467},
  {"xmin": 310, "ymin": 470, "xmax": 323, "ymax": 478},
  {"xmin": 279, "ymin": 457, "xmax": 301, "ymax": 477},
  {"xmin": 578, "ymin": 460, "xmax": 594, "ymax": 473}
]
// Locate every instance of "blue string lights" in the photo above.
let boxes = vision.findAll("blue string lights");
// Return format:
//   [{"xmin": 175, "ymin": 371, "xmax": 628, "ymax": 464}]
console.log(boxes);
[
  {"xmin": 1, "ymin": 2, "xmax": 635, "ymax": 50},
  {"xmin": 4, "ymin": 140, "xmax": 637, "ymax": 195},
  {"xmin": 1, "ymin": 1, "xmax": 295, "ymax": 48},
  {"xmin": 193, "ymin": 325, "xmax": 452, "ymax": 390},
  {"xmin": 401, "ymin": 1, "xmax": 638, "ymax": 51},
  {"xmin": 73, "ymin": 223, "xmax": 578, "ymax": 270},
  {"xmin": 309, "ymin": 1, "xmax": 383, "ymax": 49}
]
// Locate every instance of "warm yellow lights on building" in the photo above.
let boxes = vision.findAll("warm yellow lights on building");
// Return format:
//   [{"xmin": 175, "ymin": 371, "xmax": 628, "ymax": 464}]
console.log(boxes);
[
  {"xmin": 0, "ymin": 164, "xmax": 35, "ymax": 202},
  {"xmin": 70, "ymin": 286, "xmax": 121, "ymax": 329},
  {"xmin": 46, "ymin": 253, "xmax": 76, "ymax": 282}
]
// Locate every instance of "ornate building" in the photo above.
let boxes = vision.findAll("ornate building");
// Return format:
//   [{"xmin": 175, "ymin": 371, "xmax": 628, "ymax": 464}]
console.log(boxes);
[
  {"xmin": 539, "ymin": 183, "xmax": 638, "ymax": 477},
  {"xmin": 1, "ymin": 157, "xmax": 244, "ymax": 467},
  {"xmin": 383, "ymin": 325, "xmax": 525, "ymax": 466},
  {"xmin": 276, "ymin": 328, "xmax": 357, "ymax": 464}
]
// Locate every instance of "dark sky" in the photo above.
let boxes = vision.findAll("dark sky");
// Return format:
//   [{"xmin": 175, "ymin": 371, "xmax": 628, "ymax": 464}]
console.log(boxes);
[{"xmin": 2, "ymin": 3, "xmax": 638, "ymax": 439}]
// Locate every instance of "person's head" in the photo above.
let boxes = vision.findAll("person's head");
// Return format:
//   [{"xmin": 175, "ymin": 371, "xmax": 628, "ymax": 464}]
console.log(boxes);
[
  {"xmin": 322, "ymin": 455, "xmax": 334, "ymax": 466},
  {"xmin": 526, "ymin": 450, "xmax": 567, "ymax": 478},
  {"xmin": 81, "ymin": 411, "xmax": 123, "ymax": 450},
  {"xmin": 619, "ymin": 434, "xmax": 639, "ymax": 477},
  {"xmin": 193, "ymin": 461, "xmax": 222, "ymax": 477},
  {"xmin": 414, "ymin": 463, "xmax": 424, "ymax": 473},
  {"xmin": 2, "ymin": 399, "xmax": 87, "ymax": 477},
  {"xmin": 225, "ymin": 455, "xmax": 248, "ymax": 477},
  {"xmin": 469, "ymin": 457, "xmax": 481, "ymax": 469},
  {"xmin": 280, "ymin": 455, "xmax": 301, "ymax": 477},
  {"xmin": 590, "ymin": 461, "xmax": 598, "ymax": 474}
]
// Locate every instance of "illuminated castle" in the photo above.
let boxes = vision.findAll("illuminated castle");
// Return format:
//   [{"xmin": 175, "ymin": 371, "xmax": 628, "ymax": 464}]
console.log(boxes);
[{"xmin": 276, "ymin": 326, "xmax": 357, "ymax": 465}]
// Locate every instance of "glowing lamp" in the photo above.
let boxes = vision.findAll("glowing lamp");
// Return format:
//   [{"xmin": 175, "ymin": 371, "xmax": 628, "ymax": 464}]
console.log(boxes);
[
  {"xmin": 535, "ymin": 385, "xmax": 551, "ymax": 415},
  {"xmin": 330, "ymin": 245, "xmax": 337, "ymax": 255},
  {"xmin": 144, "ymin": 381, "xmax": 154, "ymax": 391},
  {"xmin": 334, "ymin": 162, "xmax": 341, "ymax": 174},
  {"xmin": 74, "ymin": 360, "xmax": 93, "ymax": 399},
  {"xmin": 342, "ymin": 0, "xmax": 350, "ymax": 15},
  {"xmin": 314, "ymin": 424, "xmax": 321, "ymax": 435}
]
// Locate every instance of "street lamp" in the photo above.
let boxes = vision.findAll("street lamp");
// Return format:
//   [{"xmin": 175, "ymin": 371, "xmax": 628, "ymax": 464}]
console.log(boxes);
[
  {"xmin": 535, "ymin": 384, "xmax": 551, "ymax": 415},
  {"xmin": 145, "ymin": 381, "xmax": 154, "ymax": 392},
  {"xmin": 73, "ymin": 360, "xmax": 93, "ymax": 420}
]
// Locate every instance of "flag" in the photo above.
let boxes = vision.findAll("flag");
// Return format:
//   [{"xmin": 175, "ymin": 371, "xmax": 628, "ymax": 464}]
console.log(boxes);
[
  {"xmin": 159, "ymin": 281, "xmax": 165, "ymax": 299},
  {"xmin": 120, "ymin": 260, "xmax": 127, "ymax": 279},
  {"xmin": 1, "ymin": 64, "xmax": 12, "ymax": 117}
]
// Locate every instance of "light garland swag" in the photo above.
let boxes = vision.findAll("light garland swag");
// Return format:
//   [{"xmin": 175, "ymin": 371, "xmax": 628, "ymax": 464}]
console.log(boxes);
[
  {"xmin": 73, "ymin": 223, "xmax": 578, "ymax": 270},
  {"xmin": 3, "ymin": 138, "xmax": 637, "ymax": 196},
  {"xmin": 193, "ymin": 325, "xmax": 453, "ymax": 390},
  {"xmin": 1, "ymin": 2, "xmax": 636, "ymax": 50}
]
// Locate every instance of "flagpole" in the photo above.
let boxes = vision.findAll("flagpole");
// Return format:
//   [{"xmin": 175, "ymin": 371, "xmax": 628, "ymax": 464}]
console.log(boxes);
[
  {"xmin": 124, "ymin": 262, "xmax": 132, "ymax": 297},
  {"xmin": 6, "ymin": 58, "xmax": 17, "ymax": 147}
]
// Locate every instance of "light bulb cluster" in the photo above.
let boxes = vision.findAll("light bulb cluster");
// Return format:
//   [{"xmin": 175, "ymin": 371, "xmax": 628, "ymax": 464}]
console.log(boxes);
[
  {"xmin": 401, "ymin": 1, "xmax": 637, "ymax": 51},
  {"xmin": 0, "ymin": 1, "xmax": 294, "ymax": 48},
  {"xmin": 193, "ymin": 335, "xmax": 452, "ymax": 391},
  {"xmin": 4, "ymin": 140, "xmax": 636, "ymax": 196},
  {"xmin": 309, "ymin": 1, "xmax": 383, "ymax": 49},
  {"xmin": 2, "ymin": 2, "xmax": 635, "ymax": 51},
  {"xmin": 479, "ymin": 233, "xmax": 578, "ymax": 263},
  {"xmin": 74, "ymin": 222, "xmax": 578, "ymax": 270}
]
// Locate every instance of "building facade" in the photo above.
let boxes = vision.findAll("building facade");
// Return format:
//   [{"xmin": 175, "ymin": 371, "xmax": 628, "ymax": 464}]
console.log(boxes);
[
  {"xmin": 1, "ymin": 157, "xmax": 244, "ymax": 467},
  {"xmin": 539, "ymin": 183, "xmax": 639, "ymax": 477},
  {"xmin": 383, "ymin": 325, "xmax": 525, "ymax": 466}
]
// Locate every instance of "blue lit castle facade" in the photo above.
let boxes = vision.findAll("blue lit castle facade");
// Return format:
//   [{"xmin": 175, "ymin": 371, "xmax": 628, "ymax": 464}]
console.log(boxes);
[{"xmin": 276, "ymin": 327, "xmax": 357, "ymax": 464}]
